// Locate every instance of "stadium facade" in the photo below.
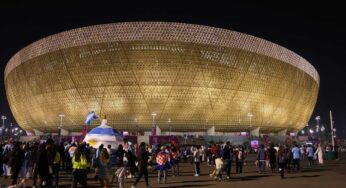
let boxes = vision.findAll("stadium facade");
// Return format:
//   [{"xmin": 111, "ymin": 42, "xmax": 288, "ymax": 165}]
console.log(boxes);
[{"xmin": 5, "ymin": 22, "xmax": 319, "ymax": 133}]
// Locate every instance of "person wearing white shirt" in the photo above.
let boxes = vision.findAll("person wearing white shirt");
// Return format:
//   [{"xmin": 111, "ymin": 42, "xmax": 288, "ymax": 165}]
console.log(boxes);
[
  {"xmin": 314, "ymin": 144, "xmax": 324, "ymax": 164},
  {"xmin": 291, "ymin": 143, "xmax": 301, "ymax": 172},
  {"xmin": 306, "ymin": 144, "xmax": 314, "ymax": 167},
  {"xmin": 193, "ymin": 146, "xmax": 201, "ymax": 176}
]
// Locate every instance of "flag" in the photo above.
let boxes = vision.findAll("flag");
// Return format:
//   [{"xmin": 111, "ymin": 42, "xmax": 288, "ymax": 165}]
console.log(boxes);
[{"xmin": 84, "ymin": 111, "xmax": 98, "ymax": 125}]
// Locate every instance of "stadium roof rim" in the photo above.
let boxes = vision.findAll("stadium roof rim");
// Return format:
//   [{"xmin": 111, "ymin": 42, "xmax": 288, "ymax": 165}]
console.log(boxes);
[{"xmin": 5, "ymin": 21, "xmax": 319, "ymax": 82}]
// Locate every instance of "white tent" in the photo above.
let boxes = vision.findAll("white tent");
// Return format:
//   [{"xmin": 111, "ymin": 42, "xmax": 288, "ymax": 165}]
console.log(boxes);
[{"xmin": 84, "ymin": 119, "xmax": 124, "ymax": 149}]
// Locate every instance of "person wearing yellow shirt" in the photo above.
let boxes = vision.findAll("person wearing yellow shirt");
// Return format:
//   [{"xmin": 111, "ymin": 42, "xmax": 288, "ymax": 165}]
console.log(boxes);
[{"xmin": 72, "ymin": 145, "xmax": 89, "ymax": 188}]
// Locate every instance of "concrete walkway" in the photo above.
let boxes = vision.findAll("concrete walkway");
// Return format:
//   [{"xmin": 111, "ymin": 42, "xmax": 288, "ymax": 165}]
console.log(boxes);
[{"xmin": 1, "ymin": 157, "xmax": 346, "ymax": 188}]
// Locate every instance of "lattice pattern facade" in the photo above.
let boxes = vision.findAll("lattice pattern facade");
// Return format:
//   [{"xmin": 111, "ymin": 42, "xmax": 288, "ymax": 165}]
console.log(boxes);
[{"xmin": 5, "ymin": 22, "xmax": 319, "ymax": 133}]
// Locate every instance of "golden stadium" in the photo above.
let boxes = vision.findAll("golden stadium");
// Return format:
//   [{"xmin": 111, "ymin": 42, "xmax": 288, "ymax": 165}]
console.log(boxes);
[{"xmin": 4, "ymin": 22, "xmax": 319, "ymax": 133}]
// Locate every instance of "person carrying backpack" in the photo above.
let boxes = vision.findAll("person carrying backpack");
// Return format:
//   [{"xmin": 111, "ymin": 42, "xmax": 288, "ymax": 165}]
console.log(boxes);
[
  {"xmin": 53, "ymin": 145, "xmax": 61, "ymax": 187},
  {"xmin": 277, "ymin": 145, "xmax": 286, "ymax": 179}
]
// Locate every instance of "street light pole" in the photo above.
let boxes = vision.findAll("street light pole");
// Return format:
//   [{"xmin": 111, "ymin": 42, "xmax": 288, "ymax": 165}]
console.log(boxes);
[
  {"xmin": 315, "ymin": 116, "xmax": 320, "ymax": 132},
  {"xmin": 247, "ymin": 112, "xmax": 253, "ymax": 137},
  {"xmin": 168, "ymin": 118, "xmax": 171, "ymax": 136},
  {"xmin": 58, "ymin": 113, "xmax": 65, "ymax": 144},
  {"xmin": 329, "ymin": 110, "xmax": 335, "ymax": 152},
  {"xmin": 247, "ymin": 112, "xmax": 253, "ymax": 127},
  {"xmin": 1, "ymin": 115, "xmax": 6, "ymax": 141},
  {"xmin": 315, "ymin": 116, "xmax": 322, "ymax": 142},
  {"xmin": 151, "ymin": 112, "xmax": 157, "ymax": 136}
]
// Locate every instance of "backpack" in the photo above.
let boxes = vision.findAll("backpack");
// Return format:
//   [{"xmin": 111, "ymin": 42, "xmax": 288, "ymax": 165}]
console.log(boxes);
[
  {"xmin": 278, "ymin": 154, "xmax": 286, "ymax": 163},
  {"xmin": 54, "ymin": 151, "xmax": 61, "ymax": 164}
]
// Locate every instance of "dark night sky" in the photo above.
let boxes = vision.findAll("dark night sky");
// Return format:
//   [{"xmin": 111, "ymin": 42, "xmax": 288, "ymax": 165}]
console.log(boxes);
[{"xmin": 1, "ymin": 1, "xmax": 345, "ymax": 138}]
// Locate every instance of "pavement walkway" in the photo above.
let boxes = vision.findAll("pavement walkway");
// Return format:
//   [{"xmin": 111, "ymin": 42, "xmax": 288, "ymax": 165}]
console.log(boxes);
[{"xmin": 1, "ymin": 157, "xmax": 346, "ymax": 188}]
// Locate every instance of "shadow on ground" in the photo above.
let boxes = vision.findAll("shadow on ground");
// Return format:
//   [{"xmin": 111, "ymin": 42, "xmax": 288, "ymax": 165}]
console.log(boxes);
[
  {"xmin": 287, "ymin": 175, "xmax": 321, "ymax": 179},
  {"xmin": 230, "ymin": 174, "xmax": 273, "ymax": 181},
  {"xmin": 162, "ymin": 184, "xmax": 214, "ymax": 188}
]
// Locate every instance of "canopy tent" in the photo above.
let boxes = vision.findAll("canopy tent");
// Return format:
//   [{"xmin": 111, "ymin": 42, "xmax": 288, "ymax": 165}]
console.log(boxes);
[{"xmin": 84, "ymin": 119, "xmax": 124, "ymax": 149}]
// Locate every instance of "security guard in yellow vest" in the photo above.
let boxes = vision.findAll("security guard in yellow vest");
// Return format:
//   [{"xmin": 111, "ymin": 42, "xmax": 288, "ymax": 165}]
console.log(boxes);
[{"xmin": 72, "ymin": 145, "xmax": 89, "ymax": 188}]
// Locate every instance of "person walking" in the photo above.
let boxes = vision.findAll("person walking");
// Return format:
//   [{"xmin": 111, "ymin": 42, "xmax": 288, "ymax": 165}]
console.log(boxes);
[
  {"xmin": 235, "ymin": 146, "xmax": 244, "ymax": 174},
  {"xmin": 93, "ymin": 144, "xmax": 104, "ymax": 181},
  {"xmin": 268, "ymin": 144, "xmax": 277, "ymax": 173},
  {"xmin": 126, "ymin": 149, "xmax": 137, "ymax": 179},
  {"xmin": 98, "ymin": 148, "xmax": 110, "ymax": 188},
  {"xmin": 193, "ymin": 146, "xmax": 201, "ymax": 176},
  {"xmin": 257, "ymin": 145, "xmax": 266, "ymax": 173},
  {"xmin": 10, "ymin": 142, "xmax": 24, "ymax": 186},
  {"xmin": 284, "ymin": 146, "xmax": 292, "ymax": 173},
  {"xmin": 35, "ymin": 139, "xmax": 55, "ymax": 187},
  {"xmin": 0, "ymin": 142, "xmax": 3, "ymax": 176},
  {"xmin": 132, "ymin": 142, "xmax": 150, "ymax": 188},
  {"xmin": 214, "ymin": 146, "xmax": 223, "ymax": 181},
  {"xmin": 170, "ymin": 144, "xmax": 180, "ymax": 176},
  {"xmin": 20, "ymin": 143, "xmax": 31, "ymax": 185},
  {"xmin": 222, "ymin": 142, "xmax": 233, "ymax": 179},
  {"xmin": 314, "ymin": 144, "xmax": 324, "ymax": 164},
  {"xmin": 2, "ymin": 140, "xmax": 13, "ymax": 178},
  {"xmin": 291, "ymin": 143, "xmax": 301, "ymax": 172},
  {"xmin": 114, "ymin": 144, "xmax": 126, "ymax": 188},
  {"xmin": 277, "ymin": 145, "xmax": 286, "ymax": 179},
  {"xmin": 306, "ymin": 144, "xmax": 314, "ymax": 167},
  {"xmin": 156, "ymin": 145, "xmax": 169, "ymax": 184},
  {"xmin": 53, "ymin": 145, "xmax": 61, "ymax": 187},
  {"xmin": 71, "ymin": 145, "xmax": 89, "ymax": 188}
]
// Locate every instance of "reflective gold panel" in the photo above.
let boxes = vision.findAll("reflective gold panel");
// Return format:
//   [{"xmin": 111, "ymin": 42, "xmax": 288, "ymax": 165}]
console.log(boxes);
[{"xmin": 5, "ymin": 22, "xmax": 319, "ymax": 133}]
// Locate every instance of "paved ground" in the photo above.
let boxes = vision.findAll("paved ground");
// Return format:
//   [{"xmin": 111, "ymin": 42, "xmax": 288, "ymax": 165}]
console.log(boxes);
[{"xmin": 1, "ymin": 156, "xmax": 346, "ymax": 188}]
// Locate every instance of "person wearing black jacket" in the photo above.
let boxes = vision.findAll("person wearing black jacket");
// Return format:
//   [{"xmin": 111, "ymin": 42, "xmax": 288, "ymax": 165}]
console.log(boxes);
[
  {"xmin": 132, "ymin": 142, "xmax": 150, "ymax": 188},
  {"xmin": 268, "ymin": 144, "xmax": 277, "ymax": 173},
  {"xmin": 34, "ymin": 139, "xmax": 54, "ymax": 187},
  {"xmin": 222, "ymin": 141, "xmax": 233, "ymax": 179},
  {"xmin": 10, "ymin": 142, "xmax": 24, "ymax": 185},
  {"xmin": 0, "ymin": 142, "xmax": 3, "ymax": 176}
]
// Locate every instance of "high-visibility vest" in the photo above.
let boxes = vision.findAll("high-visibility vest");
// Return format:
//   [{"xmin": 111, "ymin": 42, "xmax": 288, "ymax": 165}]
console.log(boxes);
[{"xmin": 72, "ymin": 155, "xmax": 89, "ymax": 169}]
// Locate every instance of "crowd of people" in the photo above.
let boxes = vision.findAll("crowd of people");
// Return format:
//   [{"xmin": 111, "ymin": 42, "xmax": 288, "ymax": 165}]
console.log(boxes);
[{"xmin": 0, "ymin": 138, "xmax": 338, "ymax": 188}]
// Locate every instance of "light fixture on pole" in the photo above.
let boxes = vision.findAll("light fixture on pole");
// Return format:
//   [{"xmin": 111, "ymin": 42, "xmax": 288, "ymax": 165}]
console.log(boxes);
[
  {"xmin": 315, "ymin": 116, "xmax": 320, "ymax": 132},
  {"xmin": 1, "ymin": 115, "xmax": 6, "ymax": 140},
  {"xmin": 315, "ymin": 116, "xmax": 320, "ymax": 121},
  {"xmin": 58, "ymin": 113, "xmax": 65, "ymax": 144},
  {"xmin": 321, "ymin": 125, "xmax": 325, "ymax": 132},
  {"xmin": 1, "ymin": 115, "xmax": 6, "ymax": 128}
]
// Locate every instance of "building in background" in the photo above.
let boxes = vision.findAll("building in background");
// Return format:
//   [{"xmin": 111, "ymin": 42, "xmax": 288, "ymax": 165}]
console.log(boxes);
[{"xmin": 4, "ymin": 22, "xmax": 319, "ymax": 134}]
